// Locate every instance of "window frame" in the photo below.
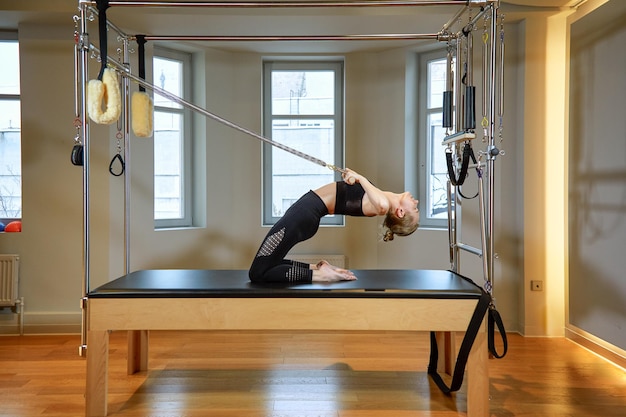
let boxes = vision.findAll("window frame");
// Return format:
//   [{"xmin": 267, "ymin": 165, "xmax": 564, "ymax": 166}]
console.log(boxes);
[
  {"xmin": 153, "ymin": 46, "xmax": 193, "ymax": 229},
  {"xmin": 261, "ymin": 60, "xmax": 344, "ymax": 227},
  {"xmin": 0, "ymin": 33, "xmax": 21, "ymax": 222},
  {"xmin": 417, "ymin": 48, "xmax": 451, "ymax": 229}
]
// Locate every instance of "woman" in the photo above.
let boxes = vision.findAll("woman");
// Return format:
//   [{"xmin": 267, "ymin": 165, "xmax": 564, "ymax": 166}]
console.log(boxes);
[{"xmin": 249, "ymin": 168, "xmax": 420, "ymax": 283}]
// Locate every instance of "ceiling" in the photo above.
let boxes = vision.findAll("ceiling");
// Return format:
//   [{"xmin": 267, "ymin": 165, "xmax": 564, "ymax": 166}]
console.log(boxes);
[{"xmin": 0, "ymin": 0, "xmax": 584, "ymax": 53}]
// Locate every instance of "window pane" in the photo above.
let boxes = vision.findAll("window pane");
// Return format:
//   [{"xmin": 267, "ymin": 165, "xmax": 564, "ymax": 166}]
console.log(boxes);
[
  {"xmin": 153, "ymin": 57, "xmax": 183, "ymax": 109},
  {"xmin": 154, "ymin": 111, "xmax": 182, "ymax": 219},
  {"xmin": 271, "ymin": 71, "xmax": 335, "ymax": 115},
  {"xmin": 0, "ymin": 99, "xmax": 20, "ymax": 130},
  {"xmin": 263, "ymin": 61, "xmax": 343, "ymax": 226},
  {"xmin": 427, "ymin": 58, "xmax": 446, "ymax": 110},
  {"xmin": 270, "ymin": 119, "xmax": 336, "ymax": 217},
  {"xmin": 427, "ymin": 112, "xmax": 448, "ymax": 219},
  {"xmin": 0, "ymin": 103, "xmax": 21, "ymax": 218},
  {"xmin": 0, "ymin": 64, "xmax": 21, "ymax": 219},
  {"xmin": 0, "ymin": 42, "xmax": 19, "ymax": 95}
]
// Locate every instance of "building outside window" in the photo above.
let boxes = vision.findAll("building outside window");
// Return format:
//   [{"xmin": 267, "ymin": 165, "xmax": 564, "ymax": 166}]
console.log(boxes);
[{"xmin": 262, "ymin": 61, "xmax": 344, "ymax": 226}]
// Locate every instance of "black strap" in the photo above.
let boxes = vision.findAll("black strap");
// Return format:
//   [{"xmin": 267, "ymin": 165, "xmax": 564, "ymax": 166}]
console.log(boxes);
[
  {"xmin": 446, "ymin": 142, "xmax": 472, "ymax": 186},
  {"xmin": 136, "ymin": 35, "xmax": 147, "ymax": 92},
  {"xmin": 488, "ymin": 306, "xmax": 508, "ymax": 358},
  {"xmin": 109, "ymin": 153, "xmax": 125, "ymax": 176},
  {"xmin": 427, "ymin": 283, "xmax": 491, "ymax": 394},
  {"xmin": 457, "ymin": 145, "xmax": 480, "ymax": 200},
  {"xmin": 96, "ymin": 0, "xmax": 110, "ymax": 81}
]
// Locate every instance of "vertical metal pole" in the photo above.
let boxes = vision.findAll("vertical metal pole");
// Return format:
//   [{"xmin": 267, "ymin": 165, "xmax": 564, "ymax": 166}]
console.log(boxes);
[
  {"xmin": 447, "ymin": 180, "xmax": 457, "ymax": 271},
  {"xmin": 78, "ymin": 0, "xmax": 90, "ymax": 357},
  {"xmin": 122, "ymin": 38, "xmax": 131, "ymax": 275},
  {"xmin": 453, "ymin": 38, "xmax": 463, "ymax": 273},
  {"xmin": 445, "ymin": 46, "xmax": 456, "ymax": 271},
  {"xmin": 455, "ymin": 38, "xmax": 463, "ymax": 133},
  {"xmin": 486, "ymin": 3, "xmax": 498, "ymax": 293},
  {"xmin": 477, "ymin": 173, "xmax": 489, "ymax": 282}
]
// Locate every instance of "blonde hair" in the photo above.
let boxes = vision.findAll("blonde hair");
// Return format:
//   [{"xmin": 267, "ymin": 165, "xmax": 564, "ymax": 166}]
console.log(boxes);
[{"xmin": 382, "ymin": 211, "xmax": 418, "ymax": 242}]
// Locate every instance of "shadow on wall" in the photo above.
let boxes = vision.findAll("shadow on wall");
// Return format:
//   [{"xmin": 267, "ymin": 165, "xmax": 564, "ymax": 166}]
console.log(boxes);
[{"xmin": 568, "ymin": 180, "xmax": 626, "ymax": 349}]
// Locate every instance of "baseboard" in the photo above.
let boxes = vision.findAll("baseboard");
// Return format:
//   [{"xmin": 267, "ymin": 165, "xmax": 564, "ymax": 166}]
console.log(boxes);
[
  {"xmin": 0, "ymin": 311, "xmax": 81, "ymax": 335},
  {"xmin": 566, "ymin": 326, "xmax": 626, "ymax": 370}
]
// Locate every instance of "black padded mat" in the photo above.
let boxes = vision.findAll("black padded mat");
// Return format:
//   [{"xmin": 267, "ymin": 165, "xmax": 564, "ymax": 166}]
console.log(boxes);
[{"xmin": 88, "ymin": 269, "xmax": 483, "ymax": 299}]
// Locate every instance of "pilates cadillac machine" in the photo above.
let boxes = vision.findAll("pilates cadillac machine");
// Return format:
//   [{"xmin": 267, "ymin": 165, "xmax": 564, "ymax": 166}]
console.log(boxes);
[{"xmin": 74, "ymin": 1, "xmax": 506, "ymax": 416}]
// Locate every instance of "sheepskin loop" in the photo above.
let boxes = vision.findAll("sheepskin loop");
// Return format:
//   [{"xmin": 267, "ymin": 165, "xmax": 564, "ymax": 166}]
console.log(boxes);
[
  {"xmin": 88, "ymin": 68, "xmax": 121, "ymax": 125},
  {"xmin": 131, "ymin": 91, "xmax": 154, "ymax": 137}
]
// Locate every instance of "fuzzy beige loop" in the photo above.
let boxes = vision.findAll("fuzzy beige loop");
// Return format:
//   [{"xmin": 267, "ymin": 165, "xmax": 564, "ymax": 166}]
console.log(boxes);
[
  {"xmin": 131, "ymin": 91, "xmax": 154, "ymax": 137},
  {"xmin": 87, "ymin": 68, "xmax": 121, "ymax": 125}
]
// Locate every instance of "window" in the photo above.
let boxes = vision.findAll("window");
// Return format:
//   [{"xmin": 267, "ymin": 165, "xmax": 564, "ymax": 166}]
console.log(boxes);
[
  {"xmin": 418, "ymin": 50, "xmax": 452, "ymax": 228},
  {"xmin": 153, "ymin": 47, "xmax": 192, "ymax": 228},
  {"xmin": 262, "ymin": 61, "xmax": 344, "ymax": 226},
  {"xmin": 0, "ymin": 35, "xmax": 21, "ymax": 221}
]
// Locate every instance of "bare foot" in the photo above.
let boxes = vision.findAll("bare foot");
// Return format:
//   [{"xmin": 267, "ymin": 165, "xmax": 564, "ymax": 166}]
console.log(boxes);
[{"xmin": 312, "ymin": 260, "xmax": 357, "ymax": 282}]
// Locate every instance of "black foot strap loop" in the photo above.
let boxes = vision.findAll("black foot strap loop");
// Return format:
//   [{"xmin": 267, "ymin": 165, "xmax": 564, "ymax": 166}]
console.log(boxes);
[
  {"xmin": 488, "ymin": 307, "xmax": 508, "ymax": 359},
  {"xmin": 109, "ymin": 153, "xmax": 125, "ymax": 176},
  {"xmin": 446, "ymin": 142, "xmax": 472, "ymax": 186}
]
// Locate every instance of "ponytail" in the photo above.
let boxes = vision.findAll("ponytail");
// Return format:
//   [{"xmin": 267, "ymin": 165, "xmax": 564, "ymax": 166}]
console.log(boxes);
[{"xmin": 382, "ymin": 228, "xmax": 395, "ymax": 242}]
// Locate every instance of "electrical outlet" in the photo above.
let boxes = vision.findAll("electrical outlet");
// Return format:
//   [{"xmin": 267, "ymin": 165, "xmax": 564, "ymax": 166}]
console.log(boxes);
[{"xmin": 531, "ymin": 280, "xmax": 543, "ymax": 291}]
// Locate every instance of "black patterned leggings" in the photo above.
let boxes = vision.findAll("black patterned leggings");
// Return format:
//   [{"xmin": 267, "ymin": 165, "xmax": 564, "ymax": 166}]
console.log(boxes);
[{"xmin": 248, "ymin": 191, "xmax": 328, "ymax": 283}]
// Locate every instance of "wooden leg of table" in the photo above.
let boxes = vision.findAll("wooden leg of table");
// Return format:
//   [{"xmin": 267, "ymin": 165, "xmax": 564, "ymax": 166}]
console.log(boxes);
[
  {"xmin": 466, "ymin": 329, "xmax": 489, "ymax": 417},
  {"xmin": 85, "ymin": 330, "xmax": 109, "ymax": 417},
  {"xmin": 127, "ymin": 330, "xmax": 149, "ymax": 375},
  {"xmin": 436, "ymin": 331, "xmax": 456, "ymax": 375}
]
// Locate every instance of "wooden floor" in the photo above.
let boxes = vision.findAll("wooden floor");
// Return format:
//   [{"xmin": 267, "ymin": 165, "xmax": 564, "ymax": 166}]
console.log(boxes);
[{"xmin": 1, "ymin": 330, "xmax": 625, "ymax": 417}]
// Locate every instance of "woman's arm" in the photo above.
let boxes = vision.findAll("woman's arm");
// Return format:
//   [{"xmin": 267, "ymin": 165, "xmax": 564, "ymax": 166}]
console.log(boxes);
[{"xmin": 342, "ymin": 168, "xmax": 390, "ymax": 216}]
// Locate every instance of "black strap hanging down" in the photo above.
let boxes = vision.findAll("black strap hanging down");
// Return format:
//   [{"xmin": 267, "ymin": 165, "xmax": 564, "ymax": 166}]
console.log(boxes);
[
  {"xmin": 135, "ymin": 35, "xmax": 147, "ymax": 93},
  {"xmin": 446, "ymin": 142, "xmax": 472, "ymax": 186},
  {"xmin": 488, "ymin": 307, "xmax": 508, "ymax": 358},
  {"xmin": 427, "ymin": 281, "xmax": 491, "ymax": 394},
  {"xmin": 96, "ymin": 0, "xmax": 110, "ymax": 81}
]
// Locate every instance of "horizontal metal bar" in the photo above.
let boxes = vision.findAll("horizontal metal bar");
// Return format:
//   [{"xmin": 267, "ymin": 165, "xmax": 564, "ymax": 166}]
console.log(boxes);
[
  {"xmin": 457, "ymin": 243, "xmax": 483, "ymax": 257},
  {"xmin": 81, "ymin": 0, "xmax": 474, "ymax": 8},
  {"xmin": 136, "ymin": 33, "xmax": 441, "ymax": 41}
]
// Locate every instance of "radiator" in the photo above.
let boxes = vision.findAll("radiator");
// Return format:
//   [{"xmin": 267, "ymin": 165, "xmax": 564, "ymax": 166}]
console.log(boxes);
[
  {"xmin": 0, "ymin": 254, "xmax": 19, "ymax": 307},
  {"xmin": 288, "ymin": 254, "xmax": 346, "ymax": 269}
]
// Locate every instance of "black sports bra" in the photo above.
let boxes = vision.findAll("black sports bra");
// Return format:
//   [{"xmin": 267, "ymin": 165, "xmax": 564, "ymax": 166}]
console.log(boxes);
[{"xmin": 334, "ymin": 182, "xmax": 366, "ymax": 216}]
